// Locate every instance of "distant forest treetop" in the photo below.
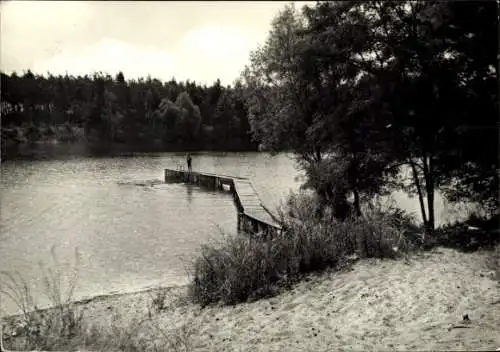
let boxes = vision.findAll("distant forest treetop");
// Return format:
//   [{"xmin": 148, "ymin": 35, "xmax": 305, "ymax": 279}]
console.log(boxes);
[{"xmin": 0, "ymin": 70, "xmax": 256, "ymax": 151}]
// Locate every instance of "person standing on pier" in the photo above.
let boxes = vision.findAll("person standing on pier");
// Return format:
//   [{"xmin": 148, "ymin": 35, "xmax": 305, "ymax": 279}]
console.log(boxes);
[{"xmin": 186, "ymin": 153, "xmax": 192, "ymax": 172}]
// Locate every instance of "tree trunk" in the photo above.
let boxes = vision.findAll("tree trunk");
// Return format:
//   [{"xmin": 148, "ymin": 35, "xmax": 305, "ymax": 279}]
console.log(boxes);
[
  {"xmin": 353, "ymin": 188, "xmax": 362, "ymax": 217},
  {"xmin": 425, "ymin": 156, "xmax": 435, "ymax": 232},
  {"xmin": 332, "ymin": 184, "xmax": 351, "ymax": 222},
  {"xmin": 314, "ymin": 147, "xmax": 322, "ymax": 162},
  {"xmin": 410, "ymin": 159, "xmax": 428, "ymax": 227},
  {"xmin": 421, "ymin": 155, "xmax": 435, "ymax": 236}
]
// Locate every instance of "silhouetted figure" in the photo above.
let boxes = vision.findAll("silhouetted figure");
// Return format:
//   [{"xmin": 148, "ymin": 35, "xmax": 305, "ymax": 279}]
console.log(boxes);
[{"xmin": 186, "ymin": 153, "xmax": 192, "ymax": 172}]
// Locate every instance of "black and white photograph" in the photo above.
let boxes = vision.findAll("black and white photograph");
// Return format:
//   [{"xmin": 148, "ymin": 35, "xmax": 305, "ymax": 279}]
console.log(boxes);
[{"xmin": 0, "ymin": 1, "xmax": 499, "ymax": 351}]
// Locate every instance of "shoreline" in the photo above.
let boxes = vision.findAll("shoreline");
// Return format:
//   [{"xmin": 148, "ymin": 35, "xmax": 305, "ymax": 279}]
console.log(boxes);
[
  {"xmin": 2, "ymin": 247, "xmax": 499, "ymax": 351},
  {"xmin": 1, "ymin": 282, "xmax": 189, "ymax": 321},
  {"xmin": 74, "ymin": 283, "xmax": 187, "ymax": 305}
]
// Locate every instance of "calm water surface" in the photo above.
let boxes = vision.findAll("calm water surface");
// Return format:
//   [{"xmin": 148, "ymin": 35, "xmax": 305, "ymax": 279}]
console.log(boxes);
[
  {"xmin": 0, "ymin": 149, "xmax": 459, "ymax": 315},
  {"xmin": 0, "ymin": 151, "xmax": 302, "ymax": 314}
]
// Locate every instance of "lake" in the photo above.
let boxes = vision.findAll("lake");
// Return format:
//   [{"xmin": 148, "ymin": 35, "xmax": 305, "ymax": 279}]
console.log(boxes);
[{"xmin": 0, "ymin": 146, "xmax": 462, "ymax": 315}]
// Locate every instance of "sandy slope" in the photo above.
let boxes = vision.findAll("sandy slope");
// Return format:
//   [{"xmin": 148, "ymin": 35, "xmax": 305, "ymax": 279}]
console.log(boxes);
[{"xmin": 4, "ymin": 247, "xmax": 500, "ymax": 351}]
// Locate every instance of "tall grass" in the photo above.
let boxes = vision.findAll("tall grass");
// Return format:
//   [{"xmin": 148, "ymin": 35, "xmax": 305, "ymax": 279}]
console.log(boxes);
[
  {"xmin": 189, "ymin": 191, "xmax": 418, "ymax": 306},
  {"xmin": 1, "ymin": 248, "xmax": 197, "ymax": 351},
  {"xmin": 1, "ymin": 247, "xmax": 83, "ymax": 350}
]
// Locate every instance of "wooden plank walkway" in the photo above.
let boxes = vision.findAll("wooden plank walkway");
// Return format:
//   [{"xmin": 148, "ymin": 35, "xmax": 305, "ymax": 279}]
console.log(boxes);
[
  {"xmin": 164, "ymin": 168, "xmax": 281, "ymax": 235},
  {"xmin": 232, "ymin": 179, "xmax": 281, "ymax": 229}
]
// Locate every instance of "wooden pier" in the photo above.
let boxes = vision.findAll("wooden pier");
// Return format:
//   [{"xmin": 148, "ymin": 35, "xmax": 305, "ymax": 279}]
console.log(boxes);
[{"xmin": 164, "ymin": 168, "xmax": 282, "ymax": 236}]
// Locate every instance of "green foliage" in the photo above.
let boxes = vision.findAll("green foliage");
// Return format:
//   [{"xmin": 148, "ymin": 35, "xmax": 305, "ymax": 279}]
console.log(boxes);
[
  {"xmin": 188, "ymin": 233, "xmax": 287, "ymax": 306},
  {"xmin": 430, "ymin": 212, "xmax": 499, "ymax": 252},
  {"xmin": 1, "ymin": 71, "xmax": 255, "ymax": 155},
  {"xmin": 175, "ymin": 92, "xmax": 202, "ymax": 144},
  {"xmin": 189, "ymin": 192, "xmax": 415, "ymax": 306},
  {"xmin": 242, "ymin": 2, "xmax": 400, "ymax": 220},
  {"xmin": 156, "ymin": 98, "xmax": 181, "ymax": 142},
  {"xmin": 148, "ymin": 289, "xmax": 169, "ymax": 313},
  {"xmin": 242, "ymin": 0, "xmax": 498, "ymax": 230}
]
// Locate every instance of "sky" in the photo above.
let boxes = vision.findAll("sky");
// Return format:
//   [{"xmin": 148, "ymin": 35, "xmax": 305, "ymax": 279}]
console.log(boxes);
[{"xmin": 1, "ymin": 1, "xmax": 313, "ymax": 86}]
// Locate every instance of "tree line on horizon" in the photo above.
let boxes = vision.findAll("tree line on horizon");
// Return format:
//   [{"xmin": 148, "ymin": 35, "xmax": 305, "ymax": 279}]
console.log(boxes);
[{"xmin": 0, "ymin": 70, "xmax": 256, "ymax": 151}]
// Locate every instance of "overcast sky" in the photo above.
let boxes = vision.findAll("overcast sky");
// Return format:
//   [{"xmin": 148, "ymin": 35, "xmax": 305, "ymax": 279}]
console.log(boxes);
[{"xmin": 1, "ymin": 1, "xmax": 312, "ymax": 86}]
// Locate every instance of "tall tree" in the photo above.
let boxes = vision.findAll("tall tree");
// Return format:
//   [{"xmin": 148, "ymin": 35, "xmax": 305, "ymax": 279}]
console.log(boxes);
[
  {"xmin": 243, "ymin": 3, "xmax": 396, "ymax": 219},
  {"xmin": 175, "ymin": 91, "xmax": 202, "ymax": 146},
  {"xmin": 242, "ymin": 0, "xmax": 498, "ymax": 228}
]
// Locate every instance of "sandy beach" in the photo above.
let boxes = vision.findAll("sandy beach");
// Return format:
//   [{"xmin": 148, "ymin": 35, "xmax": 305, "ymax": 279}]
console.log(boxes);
[{"xmin": 4, "ymin": 247, "xmax": 497, "ymax": 351}]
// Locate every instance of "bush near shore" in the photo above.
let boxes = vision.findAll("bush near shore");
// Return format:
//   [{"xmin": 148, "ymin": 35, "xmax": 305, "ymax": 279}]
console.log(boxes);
[{"xmin": 188, "ymin": 193, "xmax": 420, "ymax": 306}]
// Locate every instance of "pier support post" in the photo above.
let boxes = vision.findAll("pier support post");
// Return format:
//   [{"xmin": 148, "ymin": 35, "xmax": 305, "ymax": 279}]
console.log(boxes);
[{"xmin": 237, "ymin": 213, "xmax": 243, "ymax": 233}]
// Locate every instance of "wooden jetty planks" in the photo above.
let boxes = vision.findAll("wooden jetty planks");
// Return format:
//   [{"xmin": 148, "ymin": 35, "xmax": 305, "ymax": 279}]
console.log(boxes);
[
  {"xmin": 233, "ymin": 179, "xmax": 266, "ymax": 211},
  {"xmin": 164, "ymin": 168, "xmax": 282, "ymax": 232},
  {"xmin": 245, "ymin": 210, "xmax": 281, "ymax": 228}
]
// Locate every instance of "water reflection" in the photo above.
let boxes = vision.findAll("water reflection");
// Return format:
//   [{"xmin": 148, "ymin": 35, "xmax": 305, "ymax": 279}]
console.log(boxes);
[
  {"xmin": 186, "ymin": 184, "xmax": 193, "ymax": 205},
  {"xmin": 3, "ymin": 141, "xmax": 175, "ymax": 161}
]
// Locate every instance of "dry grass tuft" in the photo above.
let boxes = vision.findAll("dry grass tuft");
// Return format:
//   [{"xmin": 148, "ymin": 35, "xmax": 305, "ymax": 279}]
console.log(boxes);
[{"xmin": 1, "ymin": 249, "xmax": 197, "ymax": 351}]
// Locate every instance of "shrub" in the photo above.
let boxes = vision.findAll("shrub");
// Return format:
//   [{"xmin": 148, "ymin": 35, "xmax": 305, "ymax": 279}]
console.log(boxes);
[
  {"xmin": 432, "ymin": 212, "xmax": 499, "ymax": 251},
  {"xmin": 189, "ymin": 192, "xmax": 417, "ymax": 306},
  {"xmin": 149, "ymin": 289, "xmax": 169, "ymax": 313},
  {"xmin": 355, "ymin": 199, "xmax": 420, "ymax": 256},
  {"xmin": 25, "ymin": 123, "xmax": 41, "ymax": 141},
  {"xmin": 188, "ymin": 233, "xmax": 287, "ymax": 306}
]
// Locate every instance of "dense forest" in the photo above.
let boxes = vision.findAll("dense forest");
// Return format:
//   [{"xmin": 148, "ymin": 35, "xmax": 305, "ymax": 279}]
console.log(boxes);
[
  {"xmin": 0, "ymin": 71, "xmax": 256, "ymax": 153},
  {"xmin": 241, "ymin": 1, "xmax": 498, "ymax": 232}
]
